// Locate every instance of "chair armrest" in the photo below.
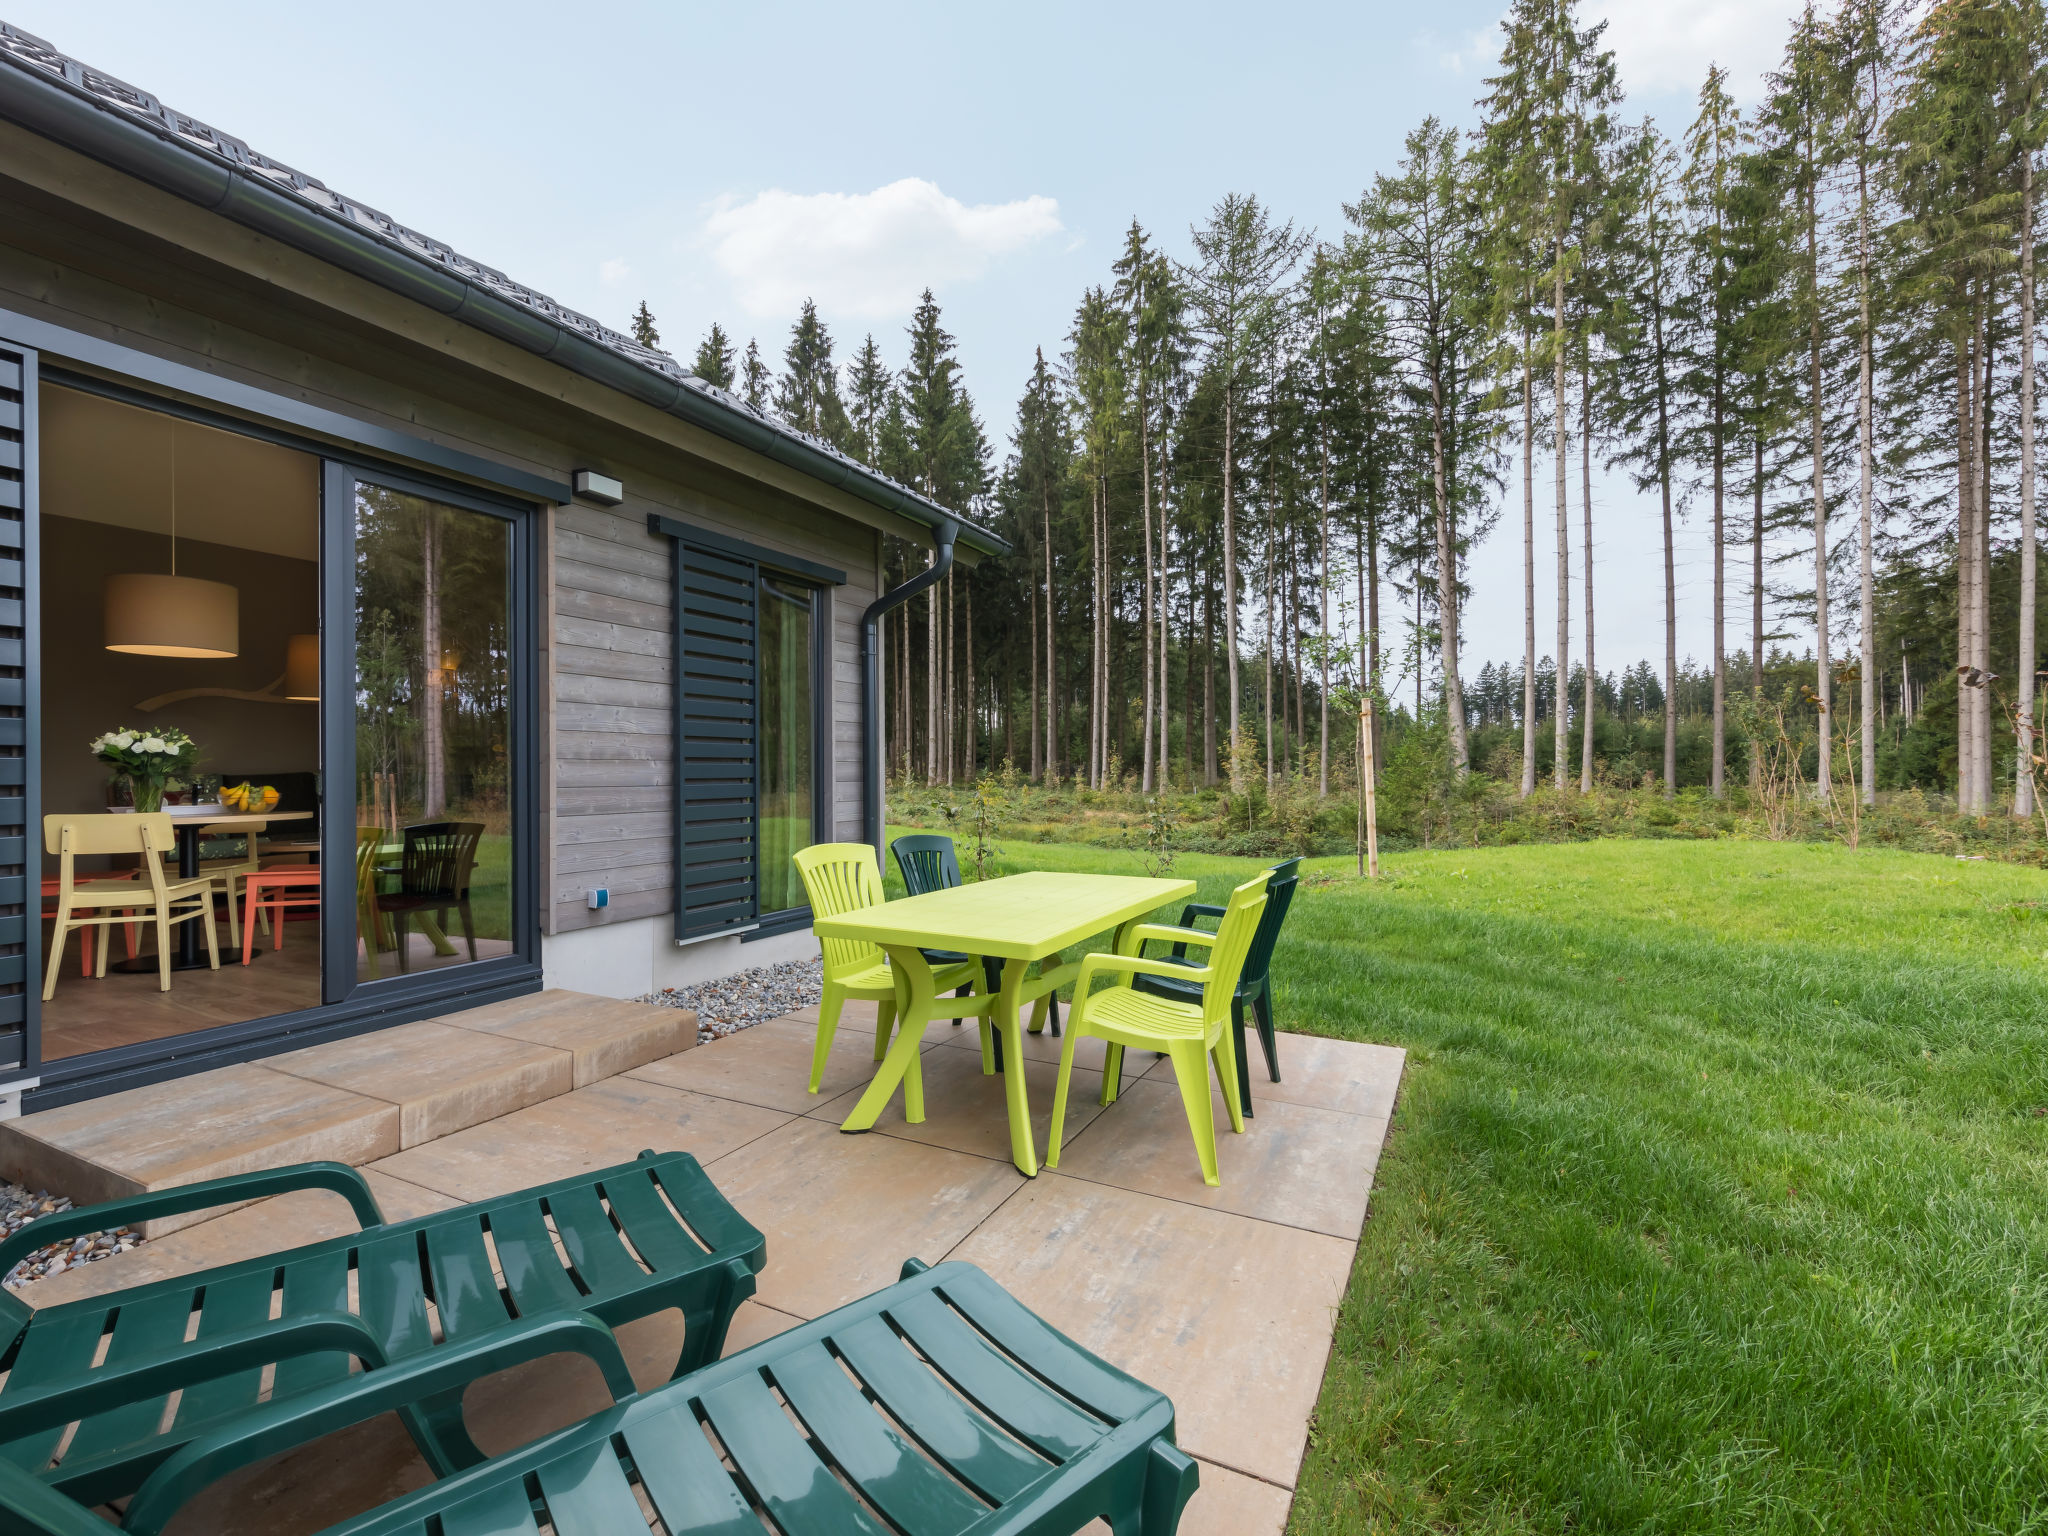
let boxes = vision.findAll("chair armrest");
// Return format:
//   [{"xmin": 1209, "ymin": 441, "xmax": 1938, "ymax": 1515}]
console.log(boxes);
[
  {"xmin": 0, "ymin": 1312, "xmax": 386, "ymax": 1444},
  {"xmin": 1077, "ymin": 952, "xmax": 1213, "ymax": 992},
  {"xmin": 1124, "ymin": 923, "xmax": 1218, "ymax": 957},
  {"xmin": 1177, "ymin": 902, "xmax": 1226, "ymax": 926},
  {"xmin": 122, "ymin": 1313, "xmax": 635, "ymax": 1536},
  {"xmin": 0, "ymin": 1163, "xmax": 383, "ymax": 1275}
]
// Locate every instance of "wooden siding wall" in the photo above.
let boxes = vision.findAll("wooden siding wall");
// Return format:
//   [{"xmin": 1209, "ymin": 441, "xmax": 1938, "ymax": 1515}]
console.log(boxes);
[
  {"xmin": 551, "ymin": 488, "xmax": 874, "ymax": 935},
  {"xmin": 0, "ymin": 173, "xmax": 884, "ymax": 951}
]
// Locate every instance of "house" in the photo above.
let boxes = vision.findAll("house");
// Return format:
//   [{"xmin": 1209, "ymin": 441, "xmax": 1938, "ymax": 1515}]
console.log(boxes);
[{"xmin": 0, "ymin": 21, "xmax": 1002, "ymax": 1110}]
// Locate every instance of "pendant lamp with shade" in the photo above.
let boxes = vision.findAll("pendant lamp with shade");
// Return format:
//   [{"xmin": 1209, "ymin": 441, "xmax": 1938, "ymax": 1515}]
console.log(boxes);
[{"xmin": 104, "ymin": 423, "xmax": 238, "ymax": 658}]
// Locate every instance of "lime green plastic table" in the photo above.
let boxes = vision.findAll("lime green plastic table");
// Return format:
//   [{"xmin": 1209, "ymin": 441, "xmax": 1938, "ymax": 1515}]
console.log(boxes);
[{"xmin": 812, "ymin": 871, "xmax": 1197, "ymax": 1176}]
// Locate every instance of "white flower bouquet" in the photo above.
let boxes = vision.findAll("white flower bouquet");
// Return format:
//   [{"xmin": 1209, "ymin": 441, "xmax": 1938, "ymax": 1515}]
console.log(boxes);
[{"xmin": 91, "ymin": 726, "xmax": 200, "ymax": 813}]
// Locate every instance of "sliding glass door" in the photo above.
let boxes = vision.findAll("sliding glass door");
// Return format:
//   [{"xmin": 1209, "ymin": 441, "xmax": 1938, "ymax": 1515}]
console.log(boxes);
[{"xmin": 346, "ymin": 477, "xmax": 517, "ymax": 984}]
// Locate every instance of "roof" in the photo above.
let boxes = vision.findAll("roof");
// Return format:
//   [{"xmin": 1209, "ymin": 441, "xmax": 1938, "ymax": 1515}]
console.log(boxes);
[{"xmin": 0, "ymin": 21, "xmax": 1004, "ymax": 555}]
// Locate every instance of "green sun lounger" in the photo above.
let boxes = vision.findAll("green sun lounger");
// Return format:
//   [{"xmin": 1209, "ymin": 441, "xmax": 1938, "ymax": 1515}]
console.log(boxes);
[
  {"xmin": 0, "ymin": 1259, "xmax": 1197, "ymax": 1536},
  {"xmin": 0, "ymin": 1150, "xmax": 764, "ymax": 1510}
]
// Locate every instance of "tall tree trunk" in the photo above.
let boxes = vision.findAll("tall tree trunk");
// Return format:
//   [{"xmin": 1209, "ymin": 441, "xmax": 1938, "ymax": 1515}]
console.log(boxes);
[
  {"xmin": 1959, "ymin": 338, "xmax": 1978, "ymax": 813},
  {"xmin": 1579, "ymin": 352, "xmax": 1595, "ymax": 792},
  {"xmin": 1808, "ymin": 164, "xmax": 1831, "ymax": 800},
  {"xmin": 1431, "ymin": 357, "xmax": 1469, "ymax": 775},
  {"xmin": 1319, "ymin": 427, "xmax": 1332, "ymax": 796},
  {"xmin": 2020, "ymin": 152, "xmax": 2039, "ymax": 818},
  {"xmin": 420, "ymin": 512, "xmax": 444, "ymax": 816},
  {"xmin": 1043, "ymin": 490, "xmax": 1057, "ymax": 779},
  {"xmin": 964, "ymin": 581, "xmax": 975, "ymax": 780},
  {"xmin": 1160, "ymin": 448, "xmax": 1173, "ymax": 793},
  {"xmin": 1553, "ymin": 258, "xmax": 1571, "ymax": 791},
  {"xmin": 925, "ymin": 550, "xmax": 939, "ymax": 784},
  {"xmin": 1222, "ymin": 391, "xmax": 1242, "ymax": 784},
  {"xmin": 1857, "ymin": 136, "xmax": 1878, "ymax": 808},
  {"xmin": 1203, "ymin": 589, "xmax": 1219, "ymax": 784},
  {"xmin": 1976, "ymin": 294, "xmax": 1996, "ymax": 807},
  {"xmin": 1140, "ymin": 397, "xmax": 1155, "ymax": 793},
  {"xmin": 1661, "ymin": 309, "xmax": 1680, "ymax": 797},
  {"xmin": 1521, "ymin": 336, "xmax": 1538, "ymax": 796},
  {"xmin": 1029, "ymin": 580, "xmax": 1040, "ymax": 779},
  {"xmin": 1264, "ymin": 500, "xmax": 1276, "ymax": 788},
  {"xmin": 1750, "ymin": 427, "xmax": 1764, "ymax": 795}
]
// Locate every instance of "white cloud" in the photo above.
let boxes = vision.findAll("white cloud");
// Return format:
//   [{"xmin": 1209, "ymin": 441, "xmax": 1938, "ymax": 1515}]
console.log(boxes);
[
  {"xmin": 598, "ymin": 257, "xmax": 631, "ymax": 287},
  {"xmin": 1594, "ymin": 0, "xmax": 1803, "ymax": 103},
  {"xmin": 699, "ymin": 178, "xmax": 1063, "ymax": 322}
]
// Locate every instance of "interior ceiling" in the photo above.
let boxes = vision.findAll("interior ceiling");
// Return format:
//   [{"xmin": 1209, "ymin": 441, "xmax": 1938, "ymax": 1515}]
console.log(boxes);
[{"xmin": 39, "ymin": 385, "xmax": 318, "ymax": 562}]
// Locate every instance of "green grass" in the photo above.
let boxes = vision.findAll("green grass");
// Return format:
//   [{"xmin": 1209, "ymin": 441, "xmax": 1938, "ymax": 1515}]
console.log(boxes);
[{"xmin": 941, "ymin": 833, "xmax": 2048, "ymax": 1533}]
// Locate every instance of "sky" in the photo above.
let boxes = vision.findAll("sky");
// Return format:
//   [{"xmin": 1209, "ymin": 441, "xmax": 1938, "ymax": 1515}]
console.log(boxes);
[{"xmin": 7, "ymin": 0, "xmax": 1812, "ymax": 688}]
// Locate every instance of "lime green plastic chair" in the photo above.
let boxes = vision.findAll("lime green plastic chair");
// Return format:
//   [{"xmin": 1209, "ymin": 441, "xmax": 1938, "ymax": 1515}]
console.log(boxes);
[
  {"xmin": 1047, "ymin": 874, "xmax": 1270, "ymax": 1187},
  {"xmin": 796, "ymin": 843, "xmax": 975, "ymax": 1094}
]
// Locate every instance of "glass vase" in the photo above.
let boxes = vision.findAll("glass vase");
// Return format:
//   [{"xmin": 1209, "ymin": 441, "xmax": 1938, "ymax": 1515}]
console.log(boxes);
[{"xmin": 131, "ymin": 776, "xmax": 166, "ymax": 814}]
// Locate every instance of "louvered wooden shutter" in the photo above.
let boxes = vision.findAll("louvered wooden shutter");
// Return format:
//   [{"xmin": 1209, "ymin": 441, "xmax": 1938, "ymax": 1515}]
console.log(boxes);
[
  {"xmin": 0, "ymin": 345, "xmax": 32, "ymax": 1074},
  {"xmin": 671, "ymin": 538, "xmax": 758, "ymax": 939}
]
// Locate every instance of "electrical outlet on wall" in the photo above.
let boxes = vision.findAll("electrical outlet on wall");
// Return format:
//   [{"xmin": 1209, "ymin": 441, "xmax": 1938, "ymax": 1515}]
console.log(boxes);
[{"xmin": 586, "ymin": 888, "xmax": 609, "ymax": 911}]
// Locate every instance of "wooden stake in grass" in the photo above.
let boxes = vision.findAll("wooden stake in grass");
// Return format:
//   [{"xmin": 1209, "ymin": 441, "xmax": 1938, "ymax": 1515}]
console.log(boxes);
[{"xmin": 1359, "ymin": 700, "xmax": 1380, "ymax": 879}]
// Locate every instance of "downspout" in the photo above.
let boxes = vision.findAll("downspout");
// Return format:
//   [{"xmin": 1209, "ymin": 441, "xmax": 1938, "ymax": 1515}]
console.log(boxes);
[{"xmin": 862, "ymin": 524, "xmax": 956, "ymax": 856}]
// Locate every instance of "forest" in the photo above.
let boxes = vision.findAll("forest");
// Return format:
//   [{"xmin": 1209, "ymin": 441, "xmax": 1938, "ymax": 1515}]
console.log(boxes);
[{"xmin": 637, "ymin": 0, "xmax": 2047, "ymax": 834}]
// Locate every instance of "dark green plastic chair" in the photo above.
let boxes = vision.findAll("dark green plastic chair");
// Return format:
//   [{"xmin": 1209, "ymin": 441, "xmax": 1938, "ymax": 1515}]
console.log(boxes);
[
  {"xmin": 3, "ymin": 1259, "xmax": 1200, "ymax": 1536},
  {"xmin": 1125, "ymin": 857, "xmax": 1301, "ymax": 1117},
  {"xmin": 892, "ymin": 833, "xmax": 1061, "ymax": 1039},
  {"xmin": 0, "ymin": 1150, "xmax": 764, "ymax": 1512}
]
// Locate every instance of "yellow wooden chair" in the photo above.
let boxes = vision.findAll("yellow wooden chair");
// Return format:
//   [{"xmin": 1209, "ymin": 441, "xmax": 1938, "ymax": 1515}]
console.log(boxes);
[
  {"xmin": 356, "ymin": 826, "xmax": 390, "ymax": 977},
  {"xmin": 195, "ymin": 819, "xmax": 268, "ymax": 950},
  {"xmin": 42, "ymin": 813, "xmax": 220, "ymax": 1000},
  {"xmin": 793, "ymin": 843, "xmax": 977, "ymax": 1095},
  {"xmin": 1047, "ymin": 873, "xmax": 1270, "ymax": 1187}
]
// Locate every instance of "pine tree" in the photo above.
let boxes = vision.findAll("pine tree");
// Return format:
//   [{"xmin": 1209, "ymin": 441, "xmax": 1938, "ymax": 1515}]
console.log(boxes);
[
  {"xmin": 740, "ymin": 339, "xmax": 771, "ymax": 413},
  {"xmin": 692, "ymin": 323, "xmax": 736, "ymax": 390},
  {"xmin": 1184, "ymin": 194, "xmax": 1310, "ymax": 790},
  {"xmin": 1355, "ymin": 119, "xmax": 1493, "ymax": 776},
  {"xmin": 774, "ymin": 299, "xmax": 853, "ymax": 450},
  {"xmin": 631, "ymin": 300, "xmax": 661, "ymax": 350},
  {"xmin": 1608, "ymin": 121, "xmax": 1687, "ymax": 793},
  {"xmin": 845, "ymin": 333, "xmax": 894, "ymax": 469}
]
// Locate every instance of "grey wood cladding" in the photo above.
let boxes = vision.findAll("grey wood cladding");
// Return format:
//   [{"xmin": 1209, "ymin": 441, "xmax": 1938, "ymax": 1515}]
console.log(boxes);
[{"xmin": 550, "ymin": 495, "xmax": 875, "ymax": 934}]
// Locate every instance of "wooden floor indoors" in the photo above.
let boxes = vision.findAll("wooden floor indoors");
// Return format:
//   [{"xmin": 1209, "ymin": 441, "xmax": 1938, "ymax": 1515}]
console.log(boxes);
[{"xmin": 39, "ymin": 915, "xmax": 514, "ymax": 1060}]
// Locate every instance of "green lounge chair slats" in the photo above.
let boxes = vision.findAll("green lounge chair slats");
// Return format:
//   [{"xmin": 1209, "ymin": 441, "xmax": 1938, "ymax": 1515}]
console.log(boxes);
[
  {"xmin": 41, "ymin": 1259, "xmax": 1196, "ymax": 1536},
  {"xmin": 0, "ymin": 1151, "xmax": 764, "ymax": 1512}
]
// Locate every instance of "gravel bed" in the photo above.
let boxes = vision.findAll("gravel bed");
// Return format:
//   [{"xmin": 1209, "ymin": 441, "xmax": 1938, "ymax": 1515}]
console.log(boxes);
[
  {"xmin": 643, "ymin": 957, "xmax": 824, "ymax": 1043},
  {"xmin": 2, "ymin": 1180, "xmax": 143, "ymax": 1290}
]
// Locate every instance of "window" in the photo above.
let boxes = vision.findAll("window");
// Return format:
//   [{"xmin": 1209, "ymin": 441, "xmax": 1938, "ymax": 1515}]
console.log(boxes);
[
  {"xmin": 660, "ymin": 521, "xmax": 838, "ymax": 941},
  {"xmin": 756, "ymin": 574, "xmax": 815, "ymax": 914}
]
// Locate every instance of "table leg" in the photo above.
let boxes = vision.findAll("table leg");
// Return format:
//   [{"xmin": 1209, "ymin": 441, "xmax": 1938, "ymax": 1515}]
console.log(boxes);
[
  {"xmin": 993, "ymin": 956, "xmax": 1037, "ymax": 1177},
  {"xmin": 176, "ymin": 822, "xmax": 203, "ymax": 967},
  {"xmin": 840, "ymin": 945, "xmax": 935, "ymax": 1133}
]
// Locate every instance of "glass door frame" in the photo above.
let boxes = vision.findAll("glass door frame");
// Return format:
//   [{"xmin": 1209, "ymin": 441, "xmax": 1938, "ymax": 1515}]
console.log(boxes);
[
  {"xmin": 318, "ymin": 460, "xmax": 541, "ymax": 1007},
  {"xmin": 754, "ymin": 571, "xmax": 831, "ymax": 924}
]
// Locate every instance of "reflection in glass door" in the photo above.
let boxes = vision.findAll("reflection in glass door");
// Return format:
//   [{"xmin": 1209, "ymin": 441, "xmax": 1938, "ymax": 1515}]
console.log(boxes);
[
  {"xmin": 353, "ymin": 483, "xmax": 512, "ymax": 981},
  {"xmin": 756, "ymin": 574, "xmax": 815, "ymax": 914}
]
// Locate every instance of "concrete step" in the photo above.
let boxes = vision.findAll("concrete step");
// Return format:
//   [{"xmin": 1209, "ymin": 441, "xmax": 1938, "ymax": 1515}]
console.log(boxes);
[{"xmin": 0, "ymin": 989, "xmax": 699, "ymax": 1231}]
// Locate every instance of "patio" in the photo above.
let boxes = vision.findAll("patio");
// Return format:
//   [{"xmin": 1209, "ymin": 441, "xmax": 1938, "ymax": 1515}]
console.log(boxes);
[{"xmin": 2, "ymin": 991, "xmax": 1401, "ymax": 1535}]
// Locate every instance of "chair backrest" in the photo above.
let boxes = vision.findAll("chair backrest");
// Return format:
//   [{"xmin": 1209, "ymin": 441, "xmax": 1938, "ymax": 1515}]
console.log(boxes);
[
  {"xmin": 1239, "ymin": 858, "xmax": 1302, "ymax": 990},
  {"xmin": 1199, "ymin": 875, "xmax": 1271, "ymax": 1031},
  {"xmin": 44, "ymin": 813, "xmax": 174, "ymax": 902},
  {"xmin": 891, "ymin": 834, "xmax": 962, "ymax": 897},
  {"xmin": 794, "ymin": 843, "xmax": 887, "ymax": 979},
  {"xmin": 355, "ymin": 826, "xmax": 385, "ymax": 897},
  {"xmin": 398, "ymin": 821, "xmax": 483, "ymax": 899}
]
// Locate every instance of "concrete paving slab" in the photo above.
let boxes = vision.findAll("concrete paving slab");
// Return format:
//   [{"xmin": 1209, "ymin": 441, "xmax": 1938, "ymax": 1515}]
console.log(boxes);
[
  {"xmin": 809, "ymin": 1040, "xmax": 1112, "ymax": 1166},
  {"xmin": 1144, "ymin": 1030, "xmax": 1405, "ymax": 1121},
  {"xmin": 1054, "ymin": 1077, "xmax": 1387, "ymax": 1237},
  {"xmin": 703, "ymin": 1115, "xmax": 1023, "ymax": 1320},
  {"xmin": 267, "ymin": 1022, "xmax": 572, "ymax": 1148},
  {"xmin": 629, "ymin": 1015, "xmax": 928, "ymax": 1115},
  {"xmin": 0, "ymin": 1064, "xmax": 398, "ymax": 1231},
  {"xmin": 366, "ymin": 1075, "xmax": 790, "ymax": 1204},
  {"xmin": 448, "ymin": 995, "xmax": 694, "ymax": 1086},
  {"xmin": 1181, "ymin": 1460, "xmax": 1296, "ymax": 1536},
  {"xmin": 949, "ymin": 1171, "xmax": 1354, "ymax": 1488}
]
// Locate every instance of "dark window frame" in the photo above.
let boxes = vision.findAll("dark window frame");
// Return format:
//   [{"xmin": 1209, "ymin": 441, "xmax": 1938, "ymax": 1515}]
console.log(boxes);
[
  {"xmin": 2, "ymin": 311, "xmax": 547, "ymax": 1109},
  {"xmin": 651, "ymin": 515, "xmax": 841, "ymax": 945}
]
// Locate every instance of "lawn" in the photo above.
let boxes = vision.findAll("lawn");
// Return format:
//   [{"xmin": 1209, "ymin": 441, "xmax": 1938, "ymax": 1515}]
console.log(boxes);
[{"xmin": 949, "ymin": 834, "xmax": 2048, "ymax": 1533}]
